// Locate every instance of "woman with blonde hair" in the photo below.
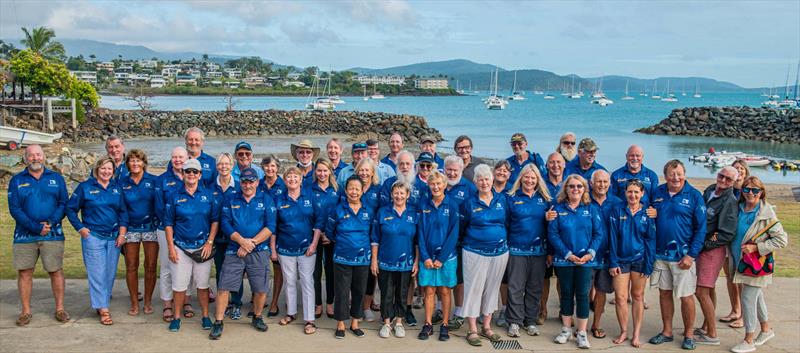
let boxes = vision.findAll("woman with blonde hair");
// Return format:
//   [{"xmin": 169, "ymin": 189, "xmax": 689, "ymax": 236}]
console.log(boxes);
[
  {"xmin": 721, "ymin": 158, "xmax": 752, "ymax": 329},
  {"xmin": 312, "ymin": 158, "xmax": 339, "ymax": 319}
]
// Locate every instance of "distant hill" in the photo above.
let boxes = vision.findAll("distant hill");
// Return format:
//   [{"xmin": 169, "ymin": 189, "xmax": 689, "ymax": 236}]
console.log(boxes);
[
  {"xmin": 587, "ymin": 75, "xmax": 744, "ymax": 93},
  {"xmin": 349, "ymin": 59, "xmax": 502, "ymax": 76},
  {"xmin": 56, "ymin": 39, "xmax": 246, "ymax": 63}
]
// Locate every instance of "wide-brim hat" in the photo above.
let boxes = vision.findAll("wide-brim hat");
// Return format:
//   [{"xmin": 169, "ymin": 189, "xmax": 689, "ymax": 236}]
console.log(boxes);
[{"xmin": 291, "ymin": 139, "xmax": 321, "ymax": 161}]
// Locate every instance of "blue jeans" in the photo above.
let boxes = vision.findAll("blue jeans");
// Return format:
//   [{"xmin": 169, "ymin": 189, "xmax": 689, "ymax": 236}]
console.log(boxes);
[
  {"xmin": 555, "ymin": 265, "xmax": 593, "ymax": 319},
  {"xmin": 214, "ymin": 243, "xmax": 243, "ymax": 306},
  {"xmin": 81, "ymin": 234, "xmax": 121, "ymax": 309}
]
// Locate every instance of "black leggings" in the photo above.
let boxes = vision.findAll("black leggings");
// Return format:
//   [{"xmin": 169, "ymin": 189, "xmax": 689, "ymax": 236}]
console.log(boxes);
[
  {"xmin": 378, "ymin": 270, "xmax": 411, "ymax": 321},
  {"xmin": 333, "ymin": 263, "xmax": 369, "ymax": 321},
  {"xmin": 313, "ymin": 242, "xmax": 335, "ymax": 305}
]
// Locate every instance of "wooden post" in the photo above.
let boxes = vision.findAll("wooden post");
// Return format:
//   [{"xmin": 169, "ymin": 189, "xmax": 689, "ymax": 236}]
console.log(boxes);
[
  {"xmin": 71, "ymin": 98, "xmax": 77, "ymax": 128},
  {"xmin": 47, "ymin": 98, "xmax": 53, "ymax": 131}
]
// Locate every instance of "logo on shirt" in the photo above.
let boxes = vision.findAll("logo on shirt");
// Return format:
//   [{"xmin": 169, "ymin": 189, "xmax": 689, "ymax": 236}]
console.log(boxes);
[
  {"xmin": 643, "ymin": 177, "xmax": 651, "ymax": 183},
  {"xmin": 231, "ymin": 205, "xmax": 241, "ymax": 209},
  {"xmin": 707, "ymin": 207, "xmax": 716, "ymax": 217},
  {"xmin": 203, "ymin": 163, "xmax": 210, "ymax": 169},
  {"xmin": 406, "ymin": 216, "xmax": 414, "ymax": 222},
  {"xmin": 384, "ymin": 216, "xmax": 394, "ymax": 221},
  {"xmin": 559, "ymin": 212, "xmax": 568, "ymax": 216},
  {"xmin": 89, "ymin": 189, "xmax": 100, "ymax": 194},
  {"xmin": 49, "ymin": 179, "xmax": 57, "ymax": 185},
  {"xmin": 514, "ymin": 201, "xmax": 525, "ymax": 205},
  {"xmin": 473, "ymin": 207, "xmax": 483, "ymax": 213},
  {"xmin": 457, "ymin": 191, "xmax": 464, "ymax": 197},
  {"xmin": 582, "ymin": 210, "xmax": 590, "ymax": 216},
  {"xmin": 177, "ymin": 198, "xmax": 187, "ymax": 203},
  {"xmin": 167, "ymin": 181, "xmax": 176, "ymax": 187},
  {"xmin": 361, "ymin": 213, "xmax": 370, "ymax": 220},
  {"xmin": 496, "ymin": 203, "xmax": 503, "ymax": 210},
  {"xmin": 200, "ymin": 195, "xmax": 208, "ymax": 202},
  {"xmin": 280, "ymin": 204, "xmax": 291, "ymax": 209},
  {"xmin": 145, "ymin": 182, "xmax": 151, "ymax": 187},
  {"xmin": 257, "ymin": 202, "xmax": 264, "ymax": 208},
  {"xmin": 112, "ymin": 188, "xmax": 120, "ymax": 194},
  {"xmin": 619, "ymin": 215, "xmax": 627, "ymax": 220},
  {"xmin": 17, "ymin": 183, "xmax": 30, "ymax": 188},
  {"xmin": 303, "ymin": 200, "xmax": 311, "ymax": 207},
  {"xmin": 422, "ymin": 209, "xmax": 431, "ymax": 214},
  {"xmin": 124, "ymin": 185, "xmax": 132, "ymax": 190}
]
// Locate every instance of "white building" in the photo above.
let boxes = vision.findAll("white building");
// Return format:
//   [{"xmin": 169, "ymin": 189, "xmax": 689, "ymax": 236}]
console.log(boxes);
[
  {"xmin": 244, "ymin": 76, "xmax": 267, "ymax": 88},
  {"xmin": 225, "ymin": 81, "xmax": 240, "ymax": 89},
  {"xmin": 282, "ymin": 81, "xmax": 306, "ymax": 88},
  {"xmin": 150, "ymin": 78, "xmax": 166, "ymax": 88},
  {"xmin": 138, "ymin": 60, "xmax": 159, "ymax": 68},
  {"xmin": 205, "ymin": 71, "xmax": 223, "ymax": 78},
  {"xmin": 70, "ymin": 71, "xmax": 97, "ymax": 84},
  {"xmin": 96, "ymin": 62, "xmax": 115, "ymax": 72},
  {"xmin": 224, "ymin": 69, "xmax": 242, "ymax": 79},
  {"xmin": 162, "ymin": 67, "xmax": 180, "ymax": 78},
  {"xmin": 355, "ymin": 75, "xmax": 406, "ymax": 86},
  {"xmin": 414, "ymin": 78, "xmax": 449, "ymax": 89}
]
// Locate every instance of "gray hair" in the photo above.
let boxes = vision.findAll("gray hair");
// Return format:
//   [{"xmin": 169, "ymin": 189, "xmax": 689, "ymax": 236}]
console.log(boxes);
[
  {"xmin": 473, "ymin": 164, "xmax": 493, "ymax": 184},
  {"xmin": 720, "ymin": 165, "xmax": 739, "ymax": 179},
  {"xmin": 590, "ymin": 169, "xmax": 610, "ymax": 183},
  {"xmin": 444, "ymin": 155, "xmax": 464, "ymax": 169},
  {"xmin": 559, "ymin": 131, "xmax": 576, "ymax": 142},
  {"xmin": 105, "ymin": 135, "xmax": 124, "ymax": 146},
  {"xmin": 184, "ymin": 127, "xmax": 205, "ymax": 141},
  {"xmin": 396, "ymin": 150, "xmax": 415, "ymax": 164}
]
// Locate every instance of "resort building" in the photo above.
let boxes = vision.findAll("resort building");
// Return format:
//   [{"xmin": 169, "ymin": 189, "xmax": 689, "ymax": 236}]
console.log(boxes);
[
  {"xmin": 355, "ymin": 75, "xmax": 406, "ymax": 86},
  {"xmin": 70, "ymin": 71, "xmax": 97, "ymax": 84},
  {"xmin": 414, "ymin": 78, "xmax": 449, "ymax": 89}
]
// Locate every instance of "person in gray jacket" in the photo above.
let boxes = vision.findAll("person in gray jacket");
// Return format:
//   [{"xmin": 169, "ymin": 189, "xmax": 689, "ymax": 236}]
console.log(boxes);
[{"xmin": 695, "ymin": 166, "xmax": 739, "ymax": 345}]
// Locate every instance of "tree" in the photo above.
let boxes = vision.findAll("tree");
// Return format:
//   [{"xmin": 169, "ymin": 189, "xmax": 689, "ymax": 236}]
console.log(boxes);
[
  {"xmin": 20, "ymin": 27, "xmax": 65, "ymax": 62},
  {"xmin": 0, "ymin": 40, "xmax": 18, "ymax": 60},
  {"xmin": 125, "ymin": 85, "xmax": 155, "ymax": 111},
  {"xmin": 6, "ymin": 49, "xmax": 99, "ymax": 108}
]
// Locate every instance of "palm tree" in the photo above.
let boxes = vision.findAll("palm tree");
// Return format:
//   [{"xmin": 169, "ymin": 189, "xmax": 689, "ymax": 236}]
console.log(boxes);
[{"xmin": 20, "ymin": 27, "xmax": 65, "ymax": 61}]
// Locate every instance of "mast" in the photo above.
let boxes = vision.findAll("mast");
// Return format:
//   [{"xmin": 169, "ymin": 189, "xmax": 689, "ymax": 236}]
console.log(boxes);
[{"xmin": 794, "ymin": 60, "xmax": 800, "ymax": 101}]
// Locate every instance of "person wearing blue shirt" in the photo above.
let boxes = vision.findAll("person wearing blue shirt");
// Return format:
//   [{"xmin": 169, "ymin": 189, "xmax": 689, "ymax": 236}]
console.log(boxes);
[
  {"xmin": 163, "ymin": 159, "xmax": 220, "ymax": 332},
  {"xmin": 504, "ymin": 164, "xmax": 556, "ymax": 338},
  {"xmin": 167, "ymin": 127, "xmax": 217, "ymax": 188},
  {"xmin": 380, "ymin": 151, "xmax": 421, "ymax": 209},
  {"xmin": 271, "ymin": 167, "xmax": 323, "ymax": 333},
  {"xmin": 547, "ymin": 175, "xmax": 604, "ymax": 349},
  {"xmin": 326, "ymin": 176, "xmax": 374, "ymax": 339},
  {"xmin": 67, "ymin": 156, "xmax": 129, "ymax": 326},
  {"xmin": 348, "ymin": 157, "xmax": 383, "ymax": 322},
  {"xmin": 367, "ymin": 139, "xmax": 396, "ymax": 184},
  {"xmin": 325, "ymin": 138, "xmax": 347, "ymax": 177},
  {"xmin": 540, "ymin": 152, "xmax": 566, "ymax": 324},
  {"xmin": 506, "ymin": 133, "xmax": 547, "ymax": 185},
  {"xmin": 419, "ymin": 135, "xmax": 445, "ymax": 172},
  {"xmin": 380, "ymin": 133, "xmax": 404, "ymax": 172},
  {"xmin": 231, "ymin": 141, "xmax": 265, "ymax": 182},
  {"xmin": 311, "ymin": 159, "xmax": 340, "ymax": 319},
  {"xmin": 647, "ymin": 160, "xmax": 707, "ymax": 350},
  {"xmin": 336, "ymin": 142, "xmax": 368, "ymax": 188},
  {"xmin": 371, "ymin": 182, "xmax": 418, "ymax": 339},
  {"xmin": 564, "ymin": 138, "xmax": 606, "ymax": 183},
  {"xmin": 608, "ymin": 179, "xmax": 656, "ymax": 348},
  {"xmin": 587, "ymin": 169, "xmax": 625, "ymax": 341},
  {"xmin": 209, "ymin": 152, "xmax": 244, "ymax": 319},
  {"xmin": 492, "ymin": 160, "xmax": 513, "ymax": 195},
  {"xmin": 8, "ymin": 145, "xmax": 70, "ymax": 326},
  {"xmin": 259, "ymin": 154, "xmax": 285, "ymax": 317},
  {"xmin": 119, "ymin": 149, "xmax": 159, "ymax": 317},
  {"xmin": 461, "ymin": 164, "xmax": 510, "ymax": 346},
  {"xmin": 105, "ymin": 135, "xmax": 130, "ymax": 180},
  {"xmin": 210, "ymin": 167, "xmax": 276, "ymax": 339},
  {"xmin": 291, "ymin": 139, "xmax": 320, "ymax": 188},
  {"xmin": 442, "ymin": 154, "xmax": 475, "ymax": 329},
  {"xmin": 609, "ymin": 145, "xmax": 659, "ymax": 205}
]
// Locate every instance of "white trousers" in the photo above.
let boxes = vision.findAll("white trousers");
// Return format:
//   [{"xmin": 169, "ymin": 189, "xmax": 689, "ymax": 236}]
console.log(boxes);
[
  {"xmin": 279, "ymin": 254, "xmax": 317, "ymax": 322},
  {"xmin": 462, "ymin": 250, "xmax": 509, "ymax": 318},
  {"xmin": 171, "ymin": 247, "xmax": 212, "ymax": 292}
]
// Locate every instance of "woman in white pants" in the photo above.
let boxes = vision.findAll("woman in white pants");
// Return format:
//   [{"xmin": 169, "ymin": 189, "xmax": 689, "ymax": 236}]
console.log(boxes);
[{"xmin": 271, "ymin": 167, "xmax": 322, "ymax": 334}]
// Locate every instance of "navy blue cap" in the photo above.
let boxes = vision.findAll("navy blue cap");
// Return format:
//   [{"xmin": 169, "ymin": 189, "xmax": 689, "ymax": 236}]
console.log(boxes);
[
  {"xmin": 240, "ymin": 167, "xmax": 259, "ymax": 182},
  {"xmin": 235, "ymin": 141, "xmax": 252, "ymax": 152},
  {"xmin": 417, "ymin": 152, "xmax": 435, "ymax": 164},
  {"xmin": 352, "ymin": 142, "xmax": 367, "ymax": 152}
]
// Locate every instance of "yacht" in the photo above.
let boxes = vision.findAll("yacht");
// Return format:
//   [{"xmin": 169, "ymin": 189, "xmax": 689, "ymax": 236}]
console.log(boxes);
[
  {"xmin": 544, "ymin": 94, "xmax": 556, "ymax": 100},
  {"xmin": 692, "ymin": 81, "xmax": 702, "ymax": 98},
  {"xmin": 532, "ymin": 90, "xmax": 544, "ymax": 95},
  {"xmin": 507, "ymin": 71, "xmax": 526, "ymax": 100},
  {"xmin": 590, "ymin": 76, "xmax": 605, "ymax": 98},
  {"xmin": 370, "ymin": 84, "xmax": 385, "ymax": 99},
  {"xmin": 621, "ymin": 80, "xmax": 635, "ymax": 100},
  {"xmin": 306, "ymin": 75, "xmax": 336, "ymax": 111},
  {"xmin": 591, "ymin": 97, "xmax": 614, "ymax": 106},
  {"xmin": 329, "ymin": 95, "xmax": 345, "ymax": 104},
  {"xmin": 486, "ymin": 68, "xmax": 507, "ymax": 110},
  {"xmin": 650, "ymin": 80, "xmax": 661, "ymax": 99}
]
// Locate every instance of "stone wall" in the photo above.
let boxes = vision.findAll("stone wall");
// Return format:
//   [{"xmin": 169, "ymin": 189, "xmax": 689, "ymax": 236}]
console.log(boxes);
[{"xmin": 635, "ymin": 106, "xmax": 800, "ymax": 144}]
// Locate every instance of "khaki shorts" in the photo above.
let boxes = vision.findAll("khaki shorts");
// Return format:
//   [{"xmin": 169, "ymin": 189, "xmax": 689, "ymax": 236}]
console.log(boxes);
[
  {"xmin": 651, "ymin": 259, "xmax": 696, "ymax": 298},
  {"xmin": 13, "ymin": 241, "xmax": 65, "ymax": 272}
]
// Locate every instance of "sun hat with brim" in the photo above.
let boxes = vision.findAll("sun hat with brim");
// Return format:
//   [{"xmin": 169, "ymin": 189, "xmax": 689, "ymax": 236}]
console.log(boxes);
[
  {"xmin": 290, "ymin": 139, "xmax": 321, "ymax": 161},
  {"xmin": 578, "ymin": 138, "xmax": 598, "ymax": 152}
]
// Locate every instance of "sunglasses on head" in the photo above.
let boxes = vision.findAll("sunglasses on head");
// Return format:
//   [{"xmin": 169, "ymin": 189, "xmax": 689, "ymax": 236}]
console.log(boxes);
[
  {"xmin": 562, "ymin": 141, "xmax": 576, "ymax": 146},
  {"xmin": 184, "ymin": 169, "xmax": 200, "ymax": 175},
  {"xmin": 742, "ymin": 187, "xmax": 762, "ymax": 194}
]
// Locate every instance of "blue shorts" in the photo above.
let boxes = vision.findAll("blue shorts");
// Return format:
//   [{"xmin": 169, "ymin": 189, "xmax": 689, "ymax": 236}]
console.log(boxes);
[
  {"xmin": 619, "ymin": 260, "xmax": 646, "ymax": 274},
  {"xmin": 418, "ymin": 257, "xmax": 457, "ymax": 288}
]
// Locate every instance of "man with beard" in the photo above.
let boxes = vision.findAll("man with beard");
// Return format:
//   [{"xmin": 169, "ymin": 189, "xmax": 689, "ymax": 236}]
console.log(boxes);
[
  {"xmin": 556, "ymin": 132, "xmax": 578, "ymax": 163},
  {"xmin": 564, "ymin": 138, "xmax": 607, "ymax": 182},
  {"xmin": 381, "ymin": 133, "xmax": 405, "ymax": 172},
  {"xmin": 379, "ymin": 150, "xmax": 419, "ymax": 209},
  {"xmin": 506, "ymin": 133, "xmax": 547, "ymax": 185},
  {"xmin": 9, "ymin": 145, "xmax": 70, "ymax": 326}
]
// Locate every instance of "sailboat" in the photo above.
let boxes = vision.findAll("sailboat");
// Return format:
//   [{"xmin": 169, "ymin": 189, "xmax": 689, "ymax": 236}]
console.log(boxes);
[
  {"xmin": 486, "ymin": 68, "xmax": 507, "ymax": 110},
  {"xmin": 543, "ymin": 81, "xmax": 556, "ymax": 100},
  {"xmin": 661, "ymin": 80, "xmax": 678, "ymax": 102},
  {"xmin": 370, "ymin": 83, "xmax": 385, "ymax": 99},
  {"xmin": 362, "ymin": 85, "xmax": 369, "ymax": 101},
  {"xmin": 306, "ymin": 75, "xmax": 336, "ymax": 111},
  {"xmin": 456, "ymin": 80, "xmax": 465, "ymax": 95},
  {"xmin": 692, "ymin": 80, "xmax": 702, "ymax": 98},
  {"xmin": 777, "ymin": 64, "xmax": 797, "ymax": 108},
  {"xmin": 591, "ymin": 77, "xmax": 605, "ymax": 98},
  {"xmin": 651, "ymin": 80, "xmax": 662, "ymax": 99},
  {"xmin": 621, "ymin": 80, "xmax": 634, "ymax": 100},
  {"xmin": 508, "ymin": 71, "xmax": 525, "ymax": 100}
]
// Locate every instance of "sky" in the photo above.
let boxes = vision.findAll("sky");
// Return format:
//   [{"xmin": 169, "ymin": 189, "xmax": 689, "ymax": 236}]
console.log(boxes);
[{"xmin": 1, "ymin": 0, "xmax": 798, "ymax": 88}]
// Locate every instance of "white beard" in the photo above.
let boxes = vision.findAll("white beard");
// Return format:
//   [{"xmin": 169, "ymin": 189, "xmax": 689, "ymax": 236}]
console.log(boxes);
[
  {"xmin": 560, "ymin": 148, "xmax": 577, "ymax": 161},
  {"xmin": 447, "ymin": 177, "xmax": 460, "ymax": 186}
]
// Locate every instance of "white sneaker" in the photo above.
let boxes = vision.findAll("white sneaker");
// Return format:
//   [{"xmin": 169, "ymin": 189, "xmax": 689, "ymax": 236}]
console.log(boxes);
[
  {"xmin": 379, "ymin": 323, "xmax": 392, "ymax": 338},
  {"xmin": 393, "ymin": 323, "xmax": 406, "ymax": 338},
  {"xmin": 695, "ymin": 332, "xmax": 721, "ymax": 345},
  {"xmin": 364, "ymin": 309, "xmax": 377, "ymax": 322},
  {"xmin": 730, "ymin": 340, "xmax": 756, "ymax": 353},
  {"xmin": 576, "ymin": 331, "xmax": 591, "ymax": 349},
  {"xmin": 507, "ymin": 323, "xmax": 520, "ymax": 337},
  {"xmin": 525, "ymin": 324, "xmax": 540, "ymax": 336},
  {"xmin": 554, "ymin": 327, "xmax": 572, "ymax": 344},
  {"xmin": 755, "ymin": 330, "xmax": 774, "ymax": 346}
]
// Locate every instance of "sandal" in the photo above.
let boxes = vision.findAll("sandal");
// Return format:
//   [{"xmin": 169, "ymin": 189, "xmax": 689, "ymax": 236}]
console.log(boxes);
[
  {"xmin": 99, "ymin": 310, "xmax": 113, "ymax": 325},
  {"xmin": 279, "ymin": 315, "xmax": 296, "ymax": 326},
  {"xmin": 326, "ymin": 305, "xmax": 335, "ymax": 319},
  {"xmin": 182, "ymin": 304, "xmax": 195, "ymax": 318},
  {"xmin": 55, "ymin": 309, "xmax": 71, "ymax": 323},
  {"xmin": 143, "ymin": 304, "xmax": 154, "ymax": 315},
  {"xmin": 16, "ymin": 313, "xmax": 32, "ymax": 327},
  {"xmin": 719, "ymin": 314, "xmax": 741, "ymax": 323},
  {"xmin": 162, "ymin": 307, "xmax": 174, "ymax": 322},
  {"xmin": 466, "ymin": 331, "xmax": 482, "ymax": 346},
  {"xmin": 315, "ymin": 305, "xmax": 322, "ymax": 319},
  {"xmin": 128, "ymin": 306, "xmax": 140, "ymax": 316},
  {"xmin": 729, "ymin": 318, "xmax": 744, "ymax": 329},
  {"xmin": 480, "ymin": 327, "xmax": 502, "ymax": 342},
  {"xmin": 592, "ymin": 327, "xmax": 607, "ymax": 339},
  {"xmin": 304, "ymin": 322, "xmax": 317, "ymax": 335}
]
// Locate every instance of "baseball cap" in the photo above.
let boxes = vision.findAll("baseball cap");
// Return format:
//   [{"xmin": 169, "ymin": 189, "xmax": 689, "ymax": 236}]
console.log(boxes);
[
  {"xmin": 235, "ymin": 141, "xmax": 252, "ymax": 152},
  {"xmin": 417, "ymin": 152, "xmax": 435, "ymax": 164},
  {"xmin": 183, "ymin": 159, "xmax": 201, "ymax": 171},
  {"xmin": 578, "ymin": 138, "xmax": 598, "ymax": 152},
  {"xmin": 510, "ymin": 133, "xmax": 527, "ymax": 143},
  {"xmin": 240, "ymin": 167, "xmax": 259, "ymax": 182},
  {"xmin": 420, "ymin": 136, "xmax": 436, "ymax": 144},
  {"xmin": 352, "ymin": 142, "xmax": 367, "ymax": 152}
]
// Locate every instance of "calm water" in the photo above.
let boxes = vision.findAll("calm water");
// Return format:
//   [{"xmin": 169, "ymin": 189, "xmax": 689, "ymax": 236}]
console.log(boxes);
[{"xmin": 98, "ymin": 92, "xmax": 800, "ymax": 184}]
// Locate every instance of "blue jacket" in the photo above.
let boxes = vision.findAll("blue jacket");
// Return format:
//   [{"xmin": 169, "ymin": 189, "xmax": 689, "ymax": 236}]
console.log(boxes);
[
  {"xmin": 114, "ymin": 163, "xmax": 130, "ymax": 181},
  {"xmin": 260, "ymin": 176, "xmax": 287, "ymax": 200},
  {"xmin": 547, "ymin": 202, "xmax": 604, "ymax": 267},
  {"xmin": 163, "ymin": 186, "xmax": 220, "ymax": 250},
  {"xmin": 591, "ymin": 194, "xmax": 625, "ymax": 268},
  {"xmin": 461, "ymin": 191, "xmax": 510, "ymax": 256},
  {"xmin": 332, "ymin": 160, "xmax": 347, "ymax": 177},
  {"xmin": 326, "ymin": 201, "xmax": 373, "ymax": 266},
  {"xmin": 275, "ymin": 189, "xmax": 324, "ymax": 256},
  {"xmin": 506, "ymin": 151, "xmax": 547, "ymax": 184},
  {"xmin": 67, "ymin": 178, "xmax": 129, "ymax": 240},
  {"xmin": 432, "ymin": 153, "xmax": 445, "ymax": 172},
  {"xmin": 8, "ymin": 168, "xmax": 68, "ymax": 243},
  {"xmin": 381, "ymin": 154, "xmax": 397, "ymax": 172},
  {"xmin": 610, "ymin": 164, "xmax": 659, "ymax": 205},
  {"xmin": 380, "ymin": 175, "xmax": 430, "ymax": 210},
  {"xmin": 211, "ymin": 178, "xmax": 238, "ymax": 244},
  {"xmin": 221, "ymin": 190, "xmax": 277, "ymax": 255},
  {"xmin": 371, "ymin": 205, "xmax": 418, "ymax": 271},
  {"xmin": 310, "ymin": 182, "xmax": 339, "ymax": 233},
  {"xmin": 564, "ymin": 159, "xmax": 607, "ymax": 182},
  {"xmin": 167, "ymin": 151, "xmax": 216, "ymax": 188},
  {"xmin": 507, "ymin": 190, "xmax": 552, "ymax": 256},
  {"xmin": 545, "ymin": 178, "xmax": 563, "ymax": 200},
  {"xmin": 297, "ymin": 164, "xmax": 315, "ymax": 189},
  {"xmin": 232, "ymin": 163, "xmax": 265, "ymax": 183},
  {"xmin": 377, "ymin": 161, "xmax": 397, "ymax": 185},
  {"xmin": 446, "ymin": 177, "xmax": 477, "ymax": 209},
  {"xmin": 417, "ymin": 195, "xmax": 460, "ymax": 262},
  {"xmin": 343, "ymin": 183, "xmax": 381, "ymax": 215},
  {"xmin": 608, "ymin": 204, "xmax": 656, "ymax": 275},
  {"xmin": 120, "ymin": 172, "xmax": 158, "ymax": 232},
  {"xmin": 154, "ymin": 170, "xmax": 183, "ymax": 230},
  {"xmin": 651, "ymin": 183, "xmax": 707, "ymax": 261}
]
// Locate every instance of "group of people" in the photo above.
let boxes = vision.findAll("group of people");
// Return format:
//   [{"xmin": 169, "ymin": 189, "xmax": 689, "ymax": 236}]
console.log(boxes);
[{"xmin": 9, "ymin": 128, "xmax": 788, "ymax": 352}]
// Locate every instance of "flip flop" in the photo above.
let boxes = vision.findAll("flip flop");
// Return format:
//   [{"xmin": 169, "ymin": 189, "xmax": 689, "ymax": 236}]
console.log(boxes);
[
  {"xmin": 16, "ymin": 313, "xmax": 32, "ymax": 326},
  {"xmin": 54, "ymin": 309, "xmax": 71, "ymax": 323},
  {"xmin": 162, "ymin": 308, "xmax": 174, "ymax": 322},
  {"xmin": 729, "ymin": 318, "xmax": 744, "ymax": 329},
  {"xmin": 592, "ymin": 328, "xmax": 607, "ymax": 339},
  {"xmin": 143, "ymin": 305, "xmax": 154, "ymax": 315},
  {"xmin": 719, "ymin": 314, "xmax": 741, "ymax": 323}
]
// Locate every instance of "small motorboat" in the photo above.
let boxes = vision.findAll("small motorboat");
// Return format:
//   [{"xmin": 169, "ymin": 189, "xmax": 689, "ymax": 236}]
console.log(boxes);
[
  {"xmin": 0, "ymin": 126, "xmax": 63, "ymax": 150},
  {"xmin": 742, "ymin": 156, "xmax": 771, "ymax": 167}
]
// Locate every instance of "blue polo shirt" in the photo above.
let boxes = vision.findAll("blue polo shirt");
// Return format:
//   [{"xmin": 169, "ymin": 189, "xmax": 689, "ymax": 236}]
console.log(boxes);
[
  {"xmin": 371, "ymin": 205, "xmax": 418, "ymax": 271},
  {"xmin": 341, "ymin": 183, "xmax": 381, "ymax": 215},
  {"xmin": 275, "ymin": 189, "xmax": 324, "ymax": 256},
  {"xmin": 651, "ymin": 182, "xmax": 707, "ymax": 261},
  {"xmin": 332, "ymin": 160, "xmax": 347, "ymax": 177},
  {"xmin": 211, "ymin": 177, "xmax": 238, "ymax": 244},
  {"xmin": 507, "ymin": 190, "xmax": 552, "ymax": 256},
  {"xmin": 431, "ymin": 153, "xmax": 445, "ymax": 172},
  {"xmin": 381, "ymin": 154, "xmax": 397, "ymax": 171},
  {"xmin": 114, "ymin": 162, "xmax": 130, "ymax": 181},
  {"xmin": 610, "ymin": 164, "xmax": 659, "ymax": 205},
  {"xmin": 120, "ymin": 172, "xmax": 158, "ymax": 232},
  {"xmin": 564, "ymin": 159, "xmax": 607, "ymax": 182},
  {"xmin": 167, "ymin": 151, "xmax": 216, "ymax": 188},
  {"xmin": 326, "ymin": 202, "xmax": 373, "ymax": 266},
  {"xmin": 163, "ymin": 186, "xmax": 220, "ymax": 250},
  {"xmin": 297, "ymin": 163, "xmax": 315, "ymax": 189},
  {"xmin": 608, "ymin": 204, "xmax": 656, "ymax": 275},
  {"xmin": 8, "ymin": 168, "xmax": 68, "ymax": 243},
  {"xmin": 335, "ymin": 163, "xmax": 357, "ymax": 188},
  {"xmin": 547, "ymin": 202, "xmax": 604, "ymax": 267},
  {"xmin": 260, "ymin": 176, "xmax": 287, "ymax": 200},
  {"xmin": 417, "ymin": 195, "xmax": 460, "ymax": 262},
  {"xmin": 545, "ymin": 177, "xmax": 564, "ymax": 200},
  {"xmin": 67, "ymin": 178, "xmax": 129, "ymax": 240},
  {"xmin": 154, "ymin": 170, "xmax": 183, "ymax": 230},
  {"xmin": 591, "ymin": 194, "xmax": 625, "ymax": 268},
  {"xmin": 232, "ymin": 163, "xmax": 265, "ymax": 183},
  {"xmin": 446, "ymin": 177, "xmax": 477, "ymax": 209},
  {"xmin": 221, "ymin": 190, "xmax": 277, "ymax": 255},
  {"xmin": 506, "ymin": 150, "xmax": 547, "ymax": 184},
  {"xmin": 311, "ymin": 182, "xmax": 339, "ymax": 231},
  {"xmin": 380, "ymin": 175, "xmax": 430, "ymax": 210},
  {"xmin": 461, "ymin": 191, "xmax": 510, "ymax": 256}
]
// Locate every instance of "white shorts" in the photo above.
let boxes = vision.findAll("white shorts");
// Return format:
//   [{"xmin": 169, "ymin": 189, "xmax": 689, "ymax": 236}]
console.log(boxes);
[
  {"xmin": 651, "ymin": 259, "xmax": 697, "ymax": 298},
  {"xmin": 171, "ymin": 248, "xmax": 212, "ymax": 292}
]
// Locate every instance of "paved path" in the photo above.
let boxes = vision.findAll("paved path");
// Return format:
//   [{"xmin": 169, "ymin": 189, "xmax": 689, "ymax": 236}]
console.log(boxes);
[{"xmin": 1, "ymin": 277, "xmax": 798, "ymax": 352}]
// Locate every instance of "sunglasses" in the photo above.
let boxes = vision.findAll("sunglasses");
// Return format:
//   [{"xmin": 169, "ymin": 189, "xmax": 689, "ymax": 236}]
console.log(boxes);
[
  {"xmin": 566, "ymin": 184, "xmax": 584, "ymax": 189},
  {"xmin": 419, "ymin": 164, "xmax": 434, "ymax": 169},
  {"xmin": 510, "ymin": 141, "xmax": 524, "ymax": 146},
  {"xmin": 561, "ymin": 141, "xmax": 576, "ymax": 146},
  {"xmin": 237, "ymin": 151, "xmax": 252, "ymax": 157},
  {"xmin": 742, "ymin": 187, "xmax": 762, "ymax": 194},
  {"xmin": 184, "ymin": 169, "xmax": 201, "ymax": 175},
  {"xmin": 297, "ymin": 150, "xmax": 313, "ymax": 155},
  {"xmin": 717, "ymin": 173, "xmax": 735, "ymax": 183}
]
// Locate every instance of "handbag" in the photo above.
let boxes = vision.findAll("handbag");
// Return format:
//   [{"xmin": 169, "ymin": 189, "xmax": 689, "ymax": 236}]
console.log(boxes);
[
  {"xmin": 737, "ymin": 220, "xmax": 779, "ymax": 277},
  {"xmin": 181, "ymin": 245, "xmax": 216, "ymax": 263}
]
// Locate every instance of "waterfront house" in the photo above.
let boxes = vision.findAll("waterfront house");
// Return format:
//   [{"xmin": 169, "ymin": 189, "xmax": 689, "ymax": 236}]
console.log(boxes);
[
  {"xmin": 244, "ymin": 76, "xmax": 267, "ymax": 88},
  {"xmin": 224, "ymin": 69, "xmax": 242, "ymax": 79},
  {"xmin": 70, "ymin": 71, "xmax": 97, "ymax": 84},
  {"xmin": 225, "ymin": 81, "xmax": 240, "ymax": 89},
  {"xmin": 356, "ymin": 75, "xmax": 406, "ymax": 86},
  {"xmin": 175, "ymin": 73, "xmax": 197, "ymax": 86},
  {"xmin": 282, "ymin": 80, "xmax": 306, "ymax": 88},
  {"xmin": 150, "ymin": 78, "xmax": 166, "ymax": 88},
  {"xmin": 96, "ymin": 62, "xmax": 115, "ymax": 72},
  {"xmin": 414, "ymin": 78, "xmax": 449, "ymax": 89}
]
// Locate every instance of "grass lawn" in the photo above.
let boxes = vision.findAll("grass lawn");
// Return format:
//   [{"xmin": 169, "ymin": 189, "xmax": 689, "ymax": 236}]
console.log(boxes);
[{"xmin": 2, "ymin": 193, "xmax": 798, "ymax": 279}]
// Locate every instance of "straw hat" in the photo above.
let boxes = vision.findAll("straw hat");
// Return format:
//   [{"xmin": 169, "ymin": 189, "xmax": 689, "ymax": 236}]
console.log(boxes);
[{"xmin": 290, "ymin": 139, "xmax": 321, "ymax": 161}]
